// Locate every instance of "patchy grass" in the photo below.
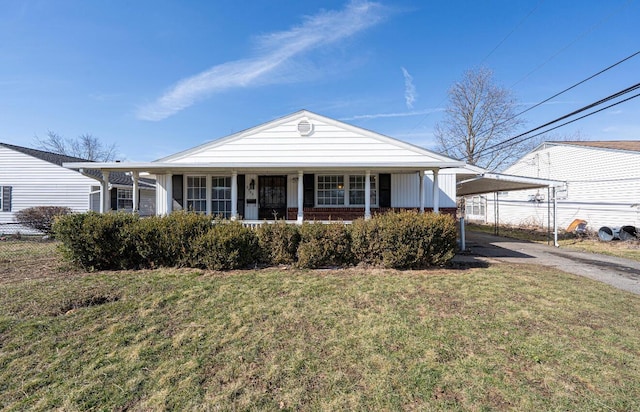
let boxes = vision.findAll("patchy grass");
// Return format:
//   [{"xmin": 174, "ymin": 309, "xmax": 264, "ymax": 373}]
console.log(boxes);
[
  {"xmin": 1, "ymin": 246, "xmax": 640, "ymax": 410},
  {"xmin": 468, "ymin": 223, "xmax": 640, "ymax": 262}
]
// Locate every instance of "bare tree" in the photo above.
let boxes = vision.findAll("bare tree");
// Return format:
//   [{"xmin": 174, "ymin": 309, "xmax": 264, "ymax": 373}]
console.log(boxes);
[
  {"xmin": 35, "ymin": 131, "xmax": 118, "ymax": 161},
  {"xmin": 434, "ymin": 67, "xmax": 528, "ymax": 171}
]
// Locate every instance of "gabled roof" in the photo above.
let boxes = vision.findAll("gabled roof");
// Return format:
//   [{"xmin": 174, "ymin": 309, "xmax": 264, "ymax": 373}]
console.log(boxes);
[
  {"xmin": 540, "ymin": 140, "xmax": 640, "ymax": 153},
  {"xmin": 0, "ymin": 142, "xmax": 154, "ymax": 188},
  {"xmin": 155, "ymin": 110, "xmax": 464, "ymax": 168}
]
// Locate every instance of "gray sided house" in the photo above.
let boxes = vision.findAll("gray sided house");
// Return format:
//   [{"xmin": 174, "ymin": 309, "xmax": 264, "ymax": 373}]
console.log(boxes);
[
  {"xmin": 64, "ymin": 110, "xmax": 466, "ymax": 222},
  {"xmin": 0, "ymin": 142, "xmax": 155, "ymax": 234}
]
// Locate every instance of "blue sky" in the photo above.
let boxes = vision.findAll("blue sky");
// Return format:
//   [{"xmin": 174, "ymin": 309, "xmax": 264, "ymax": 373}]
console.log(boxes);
[{"xmin": 1, "ymin": 0, "xmax": 639, "ymax": 161}]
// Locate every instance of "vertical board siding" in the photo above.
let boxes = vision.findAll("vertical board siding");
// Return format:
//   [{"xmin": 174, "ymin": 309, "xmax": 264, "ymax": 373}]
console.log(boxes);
[{"xmin": 392, "ymin": 173, "xmax": 457, "ymax": 208}]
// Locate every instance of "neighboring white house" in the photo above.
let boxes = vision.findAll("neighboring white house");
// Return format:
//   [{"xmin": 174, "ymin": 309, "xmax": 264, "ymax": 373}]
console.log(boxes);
[
  {"xmin": 0, "ymin": 143, "xmax": 156, "ymax": 234},
  {"xmin": 479, "ymin": 141, "xmax": 640, "ymax": 231},
  {"xmin": 65, "ymin": 110, "xmax": 466, "ymax": 222}
]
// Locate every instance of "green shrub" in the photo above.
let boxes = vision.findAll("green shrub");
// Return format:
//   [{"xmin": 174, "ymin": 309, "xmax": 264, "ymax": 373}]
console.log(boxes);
[
  {"xmin": 53, "ymin": 212, "xmax": 139, "ymax": 271},
  {"xmin": 14, "ymin": 206, "xmax": 72, "ymax": 235},
  {"xmin": 256, "ymin": 221, "xmax": 301, "ymax": 265},
  {"xmin": 297, "ymin": 222, "xmax": 352, "ymax": 268},
  {"xmin": 126, "ymin": 212, "xmax": 213, "ymax": 268},
  {"xmin": 192, "ymin": 221, "xmax": 259, "ymax": 270},
  {"xmin": 351, "ymin": 211, "xmax": 457, "ymax": 268}
]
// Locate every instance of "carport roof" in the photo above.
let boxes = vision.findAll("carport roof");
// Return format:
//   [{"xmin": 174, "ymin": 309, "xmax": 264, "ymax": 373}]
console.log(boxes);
[{"xmin": 457, "ymin": 171, "xmax": 565, "ymax": 196}]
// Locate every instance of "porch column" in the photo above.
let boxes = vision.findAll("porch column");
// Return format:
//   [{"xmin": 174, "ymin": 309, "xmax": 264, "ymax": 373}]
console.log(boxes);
[
  {"xmin": 419, "ymin": 171, "xmax": 425, "ymax": 213},
  {"xmin": 155, "ymin": 174, "xmax": 169, "ymax": 216},
  {"xmin": 132, "ymin": 171, "xmax": 139, "ymax": 213},
  {"xmin": 297, "ymin": 170, "xmax": 304, "ymax": 224},
  {"xmin": 432, "ymin": 168, "xmax": 440, "ymax": 214},
  {"xmin": 166, "ymin": 173, "xmax": 173, "ymax": 215},
  {"xmin": 364, "ymin": 170, "xmax": 372, "ymax": 220},
  {"xmin": 231, "ymin": 171, "xmax": 238, "ymax": 220},
  {"xmin": 101, "ymin": 171, "xmax": 110, "ymax": 213}
]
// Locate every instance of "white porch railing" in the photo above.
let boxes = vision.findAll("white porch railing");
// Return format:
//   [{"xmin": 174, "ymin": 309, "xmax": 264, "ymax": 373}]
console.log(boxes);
[{"xmin": 241, "ymin": 220, "xmax": 352, "ymax": 229}]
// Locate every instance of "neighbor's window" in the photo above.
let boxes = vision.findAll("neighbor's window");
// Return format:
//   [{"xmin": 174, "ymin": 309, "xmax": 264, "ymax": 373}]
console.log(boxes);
[
  {"xmin": 211, "ymin": 176, "xmax": 232, "ymax": 218},
  {"xmin": 317, "ymin": 175, "xmax": 345, "ymax": 205},
  {"xmin": 465, "ymin": 196, "xmax": 486, "ymax": 216},
  {"xmin": 0, "ymin": 186, "xmax": 3, "ymax": 211},
  {"xmin": 117, "ymin": 189, "xmax": 133, "ymax": 211},
  {"xmin": 349, "ymin": 175, "xmax": 377, "ymax": 206},
  {"xmin": 186, "ymin": 176, "xmax": 207, "ymax": 213}
]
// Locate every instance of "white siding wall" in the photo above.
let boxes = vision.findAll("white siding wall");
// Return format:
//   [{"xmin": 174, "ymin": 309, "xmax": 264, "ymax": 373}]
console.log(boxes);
[
  {"xmin": 486, "ymin": 144, "xmax": 640, "ymax": 230},
  {"xmin": 166, "ymin": 116, "xmax": 448, "ymax": 165},
  {"xmin": 392, "ymin": 173, "xmax": 457, "ymax": 208},
  {"xmin": 0, "ymin": 146, "xmax": 95, "ymax": 233}
]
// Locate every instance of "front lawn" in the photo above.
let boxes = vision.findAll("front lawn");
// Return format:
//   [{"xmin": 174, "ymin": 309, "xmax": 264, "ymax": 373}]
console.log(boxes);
[{"xmin": 1, "ymin": 259, "xmax": 639, "ymax": 410}]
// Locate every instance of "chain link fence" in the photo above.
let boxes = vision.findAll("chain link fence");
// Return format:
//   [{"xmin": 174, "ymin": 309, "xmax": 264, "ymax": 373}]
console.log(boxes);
[{"xmin": 0, "ymin": 223, "xmax": 59, "ymax": 276}]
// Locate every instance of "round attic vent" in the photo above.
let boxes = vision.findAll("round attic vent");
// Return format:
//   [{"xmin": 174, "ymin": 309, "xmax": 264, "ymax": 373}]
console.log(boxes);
[{"xmin": 297, "ymin": 119, "xmax": 313, "ymax": 136}]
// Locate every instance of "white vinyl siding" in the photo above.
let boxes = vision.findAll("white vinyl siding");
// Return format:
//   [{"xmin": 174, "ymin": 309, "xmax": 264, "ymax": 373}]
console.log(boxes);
[
  {"xmin": 160, "ymin": 113, "xmax": 457, "ymax": 166},
  {"xmin": 486, "ymin": 144, "xmax": 640, "ymax": 230},
  {"xmin": 0, "ymin": 145, "xmax": 95, "ymax": 232}
]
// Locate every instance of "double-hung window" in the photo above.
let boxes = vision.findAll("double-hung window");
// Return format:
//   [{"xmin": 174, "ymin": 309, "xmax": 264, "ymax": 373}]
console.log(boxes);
[
  {"xmin": 185, "ymin": 175, "xmax": 232, "ymax": 216},
  {"xmin": 211, "ymin": 176, "xmax": 232, "ymax": 218},
  {"xmin": 117, "ymin": 189, "xmax": 133, "ymax": 211},
  {"xmin": 186, "ymin": 176, "xmax": 207, "ymax": 213},
  {"xmin": 317, "ymin": 175, "xmax": 345, "ymax": 206},
  {"xmin": 317, "ymin": 174, "xmax": 377, "ymax": 206},
  {"xmin": 348, "ymin": 175, "xmax": 377, "ymax": 206}
]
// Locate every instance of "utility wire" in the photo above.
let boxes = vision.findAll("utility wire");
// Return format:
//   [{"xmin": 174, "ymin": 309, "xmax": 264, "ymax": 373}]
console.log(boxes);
[
  {"xmin": 477, "ymin": 89, "xmax": 640, "ymax": 160},
  {"xmin": 440, "ymin": 50, "xmax": 640, "ymax": 155}
]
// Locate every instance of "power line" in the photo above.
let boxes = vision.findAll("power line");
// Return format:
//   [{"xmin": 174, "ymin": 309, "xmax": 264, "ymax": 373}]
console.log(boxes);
[
  {"xmin": 440, "ymin": 50, "xmax": 640, "ymax": 155},
  {"xmin": 477, "ymin": 88, "xmax": 640, "ymax": 160}
]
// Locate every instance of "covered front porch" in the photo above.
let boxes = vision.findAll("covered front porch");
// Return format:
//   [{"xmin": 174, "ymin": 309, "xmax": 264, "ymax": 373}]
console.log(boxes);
[{"xmin": 146, "ymin": 166, "xmax": 456, "ymax": 223}]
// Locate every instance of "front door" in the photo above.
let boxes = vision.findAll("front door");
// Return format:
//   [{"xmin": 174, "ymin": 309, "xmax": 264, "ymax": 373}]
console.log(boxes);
[{"xmin": 258, "ymin": 175, "xmax": 287, "ymax": 220}]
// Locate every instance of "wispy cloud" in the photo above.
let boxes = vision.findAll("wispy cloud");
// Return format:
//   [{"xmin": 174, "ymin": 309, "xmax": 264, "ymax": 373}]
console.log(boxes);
[
  {"xmin": 137, "ymin": 1, "xmax": 387, "ymax": 121},
  {"xmin": 401, "ymin": 67, "xmax": 416, "ymax": 109},
  {"xmin": 341, "ymin": 108, "xmax": 442, "ymax": 121}
]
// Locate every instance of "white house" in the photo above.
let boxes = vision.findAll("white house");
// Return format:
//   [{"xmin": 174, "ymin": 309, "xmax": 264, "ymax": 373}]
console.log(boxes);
[
  {"xmin": 0, "ymin": 143, "xmax": 156, "ymax": 234},
  {"xmin": 65, "ymin": 110, "xmax": 466, "ymax": 222},
  {"xmin": 478, "ymin": 141, "xmax": 640, "ymax": 231}
]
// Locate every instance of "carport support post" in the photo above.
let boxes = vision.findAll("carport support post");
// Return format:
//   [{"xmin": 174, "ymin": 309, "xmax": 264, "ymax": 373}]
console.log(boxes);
[{"xmin": 553, "ymin": 186, "xmax": 559, "ymax": 247}]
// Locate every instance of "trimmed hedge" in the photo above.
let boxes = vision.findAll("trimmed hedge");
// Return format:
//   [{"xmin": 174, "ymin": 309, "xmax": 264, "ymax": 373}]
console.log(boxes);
[
  {"xmin": 351, "ymin": 211, "xmax": 457, "ymax": 268},
  {"xmin": 297, "ymin": 222, "xmax": 353, "ymax": 269},
  {"xmin": 192, "ymin": 221, "xmax": 259, "ymax": 270},
  {"xmin": 256, "ymin": 221, "xmax": 301, "ymax": 265},
  {"xmin": 53, "ymin": 210, "xmax": 457, "ymax": 271}
]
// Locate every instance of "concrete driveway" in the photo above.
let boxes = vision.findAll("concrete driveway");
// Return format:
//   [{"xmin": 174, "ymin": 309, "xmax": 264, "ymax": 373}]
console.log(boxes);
[{"xmin": 456, "ymin": 231, "xmax": 640, "ymax": 295}]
